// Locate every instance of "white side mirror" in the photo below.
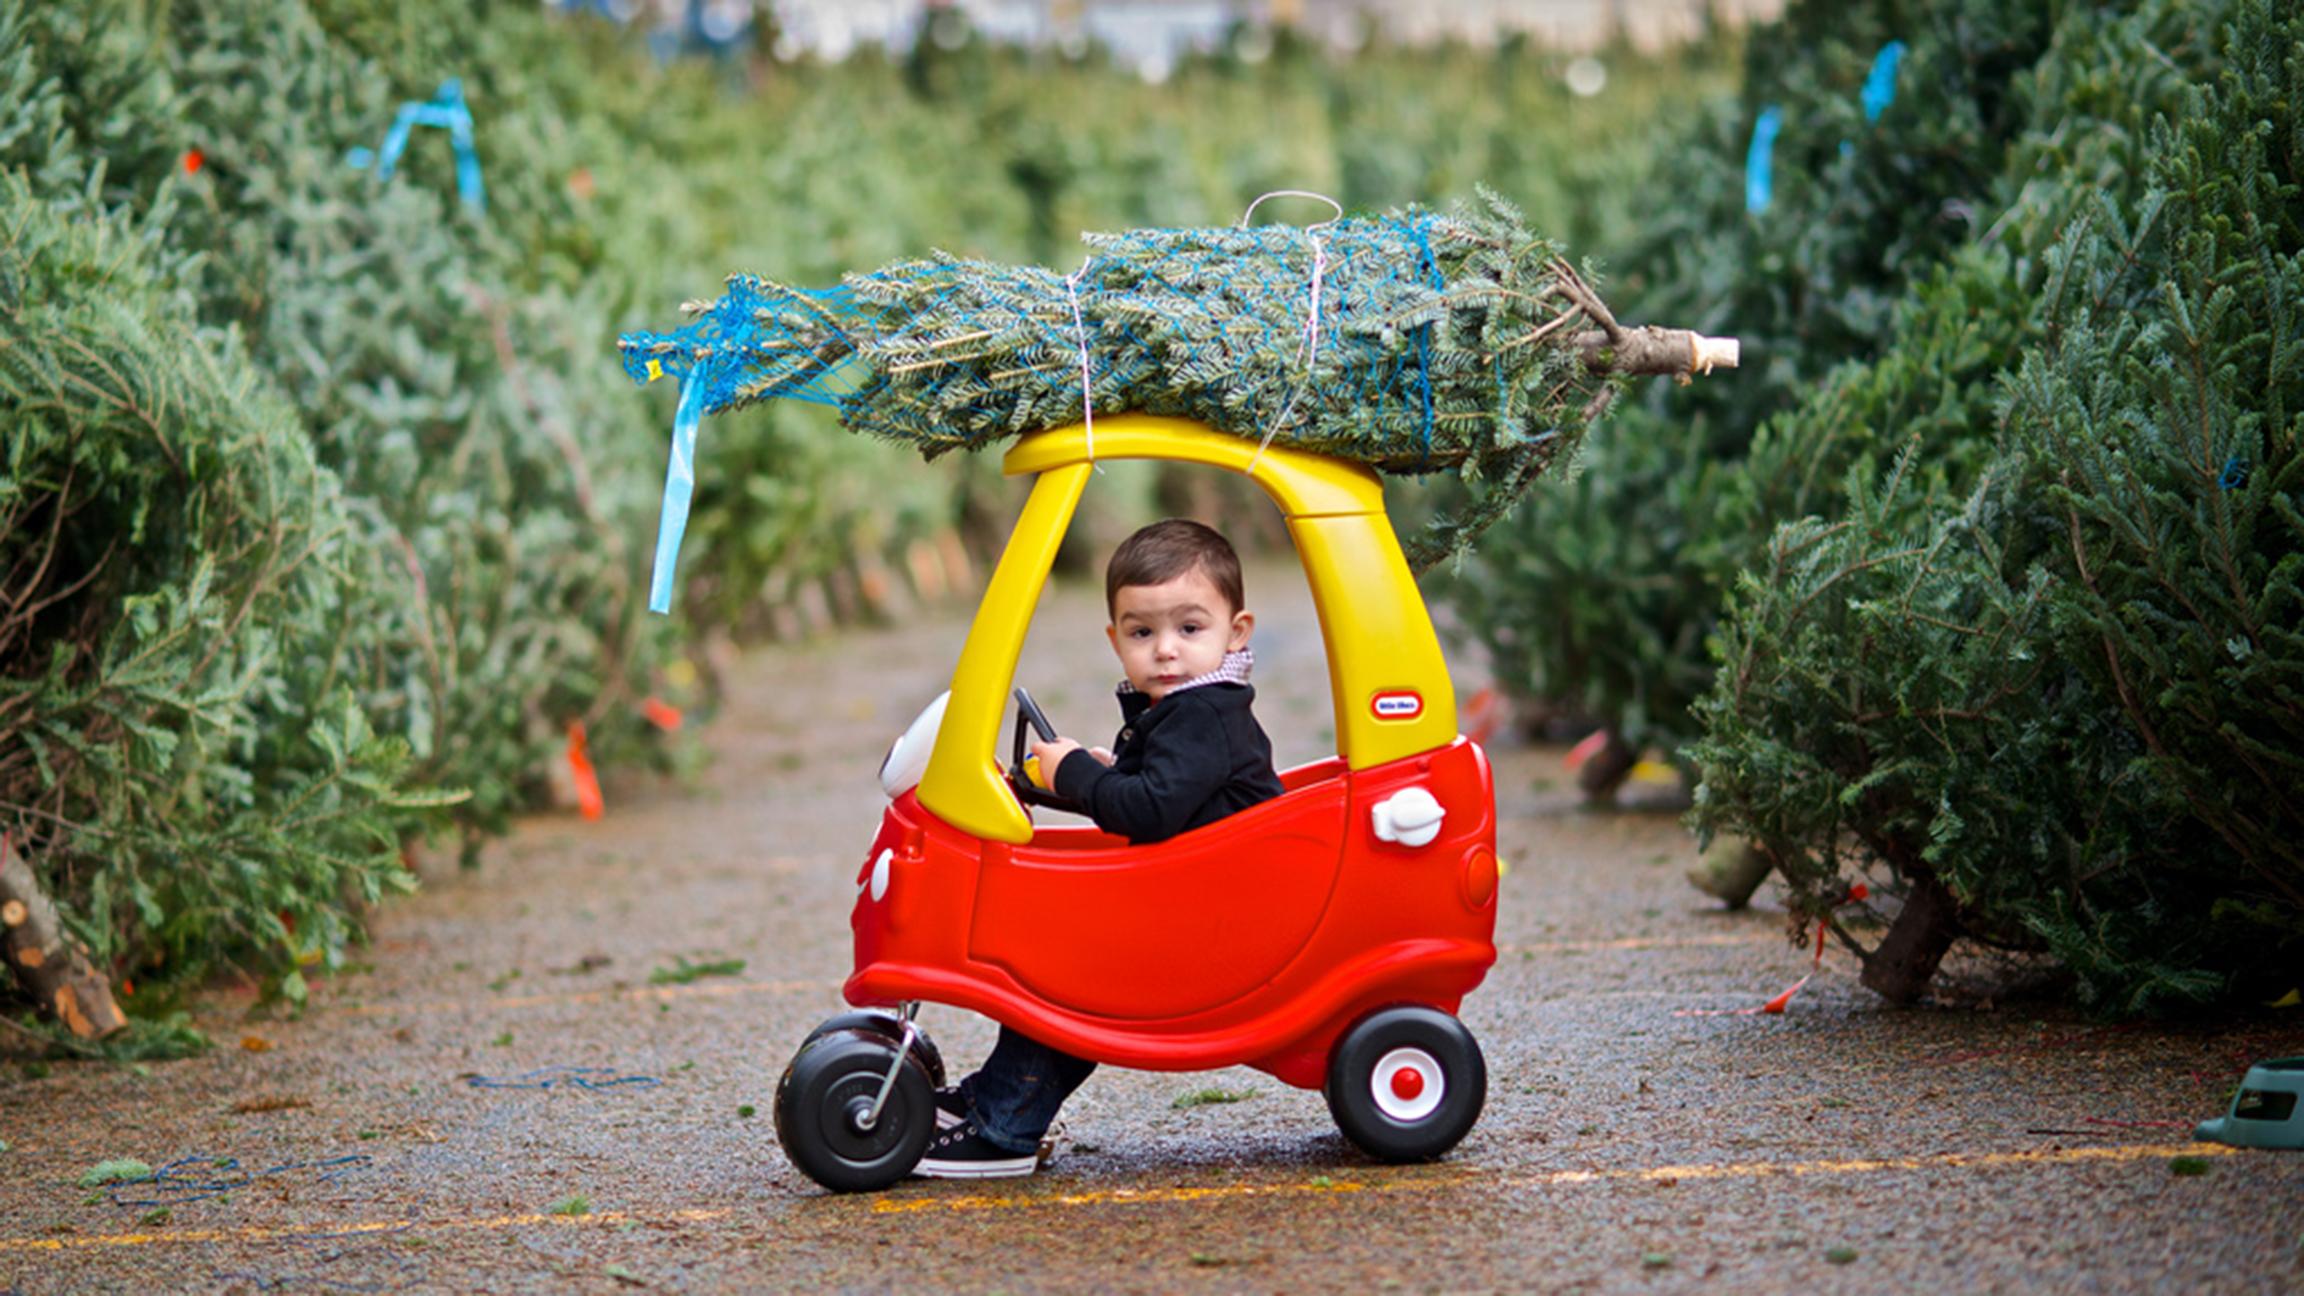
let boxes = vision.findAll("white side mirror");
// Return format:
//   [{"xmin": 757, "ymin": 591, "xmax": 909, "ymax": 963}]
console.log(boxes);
[{"xmin": 1372, "ymin": 787, "xmax": 1445, "ymax": 849}]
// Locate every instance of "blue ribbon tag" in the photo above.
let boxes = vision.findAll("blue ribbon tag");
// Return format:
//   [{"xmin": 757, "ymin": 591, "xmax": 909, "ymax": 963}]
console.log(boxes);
[
  {"xmin": 1746, "ymin": 105, "xmax": 1784, "ymax": 214},
  {"xmin": 1862, "ymin": 42, "xmax": 1907, "ymax": 123},
  {"xmin": 352, "ymin": 78, "xmax": 487, "ymax": 212},
  {"xmin": 648, "ymin": 376, "xmax": 708, "ymax": 615}
]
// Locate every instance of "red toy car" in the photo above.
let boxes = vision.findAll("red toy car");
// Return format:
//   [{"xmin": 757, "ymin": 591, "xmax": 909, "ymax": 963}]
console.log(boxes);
[{"xmin": 774, "ymin": 418, "xmax": 1500, "ymax": 1192}]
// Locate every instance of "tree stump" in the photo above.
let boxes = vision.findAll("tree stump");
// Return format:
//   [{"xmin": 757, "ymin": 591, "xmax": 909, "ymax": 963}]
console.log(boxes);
[
  {"xmin": 0, "ymin": 833, "xmax": 127, "ymax": 1039},
  {"xmin": 1686, "ymin": 837, "xmax": 1774, "ymax": 909},
  {"xmin": 1859, "ymin": 866, "xmax": 1963, "ymax": 1004},
  {"xmin": 1576, "ymin": 729, "xmax": 1639, "ymax": 804}
]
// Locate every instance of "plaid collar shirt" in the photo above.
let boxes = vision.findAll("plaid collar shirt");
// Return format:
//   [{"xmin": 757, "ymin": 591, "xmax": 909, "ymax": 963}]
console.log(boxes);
[{"xmin": 1115, "ymin": 647, "xmax": 1255, "ymax": 699}]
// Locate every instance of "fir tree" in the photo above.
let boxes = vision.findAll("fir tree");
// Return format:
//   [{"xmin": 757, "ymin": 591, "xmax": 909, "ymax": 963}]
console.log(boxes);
[
  {"xmin": 624, "ymin": 193, "xmax": 1735, "ymax": 573},
  {"xmin": 1691, "ymin": 0, "xmax": 2303, "ymax": 1011},
  {"xmin": 0, "ymin": 174, "xmax": 443, "ymax": 1013}
]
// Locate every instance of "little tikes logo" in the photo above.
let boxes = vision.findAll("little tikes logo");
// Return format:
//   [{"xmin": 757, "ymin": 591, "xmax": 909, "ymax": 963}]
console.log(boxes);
[{"xmin": 1370, "ymin": 690, "xmax": 1424, "ymax": 720}]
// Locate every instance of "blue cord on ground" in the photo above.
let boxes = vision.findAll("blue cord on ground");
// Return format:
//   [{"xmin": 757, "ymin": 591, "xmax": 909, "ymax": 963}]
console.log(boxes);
[{"xmin": 463, "ymin": 1064, "xmax": 661, "ymax": 1091}]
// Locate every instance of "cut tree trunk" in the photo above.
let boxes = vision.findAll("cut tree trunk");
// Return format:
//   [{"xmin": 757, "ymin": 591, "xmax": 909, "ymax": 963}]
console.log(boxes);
[
  {"xmin": 1576, "ymin": 730, "xmax": 1639, "ymax": 804},
  {"xmin": 1860, "ymin": 865, "xmax": 1963, "ymax": 1004},
  {"xmin": 1549, "ymin": 256, "xmax": 1739, "ymax": 382},
  {"xmin": 1686, "ymin": 837, "xmax": 1774, "ymax": 909},
  {"xmin": 0, "ymin": 833, "xmax": 126, "ymax": 1039}
]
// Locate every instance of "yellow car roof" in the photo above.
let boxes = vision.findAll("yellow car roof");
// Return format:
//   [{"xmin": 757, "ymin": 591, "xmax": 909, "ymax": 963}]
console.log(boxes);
[{"xmin": 920, "ymin": 415, "xmax": 1458, "ymax": 843}]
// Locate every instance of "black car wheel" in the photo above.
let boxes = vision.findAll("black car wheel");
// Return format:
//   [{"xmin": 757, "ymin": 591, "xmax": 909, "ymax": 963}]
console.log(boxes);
[
  {"xmin": 797, "ymin": 1010, "xmax": 946, "ymax": 1088},
  {"xmin": 774, "ymin": 1028, "xmax": 936, "ymax": 1192},
  {"xmin": 1324, "ymin": 1006, "xmax": 1485, "ymax": 1162}
]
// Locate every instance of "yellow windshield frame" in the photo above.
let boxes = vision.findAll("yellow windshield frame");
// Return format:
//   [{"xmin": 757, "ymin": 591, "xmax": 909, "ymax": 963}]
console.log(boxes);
[{"xmin": 918, "ymin": 415, "xmax": 1457, "ymax": 843}]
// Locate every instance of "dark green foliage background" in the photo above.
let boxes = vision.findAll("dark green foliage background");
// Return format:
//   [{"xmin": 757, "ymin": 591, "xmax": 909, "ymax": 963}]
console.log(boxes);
[
  {"xmin": 0, "ymin": 0, "xmax": 1724, "ymax": 1030},
  {"xmin": 0, "ymin": 169, "xmax": 442, "ymax": 1013},
  {"xmin": 1694, "ymin": 0, "xmax": 2303, "ymax": 1012}
]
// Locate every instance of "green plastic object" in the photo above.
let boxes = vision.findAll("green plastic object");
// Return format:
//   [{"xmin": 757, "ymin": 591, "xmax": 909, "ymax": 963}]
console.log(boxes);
[{"xmin": 2195, "ymin": 1057, "xmax": 2304, "ymax": 1149}]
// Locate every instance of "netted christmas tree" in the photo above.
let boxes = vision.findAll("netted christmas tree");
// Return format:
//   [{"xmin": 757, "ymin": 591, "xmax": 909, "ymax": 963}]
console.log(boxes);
[
  {"xmin": 0, "ymin": 0, "xmax": 674, "ymax": 1033},
  {"xmin": 619, "ymin": 191, "xmax": 1735, "ymax": 595},
  {"xmin": 0, "ymin": 171, "xmax": 448, "ymax": 1031},
  {"xmin": 1690, "ymin": 0, "xmax": 2303, "ymax": 1012}
]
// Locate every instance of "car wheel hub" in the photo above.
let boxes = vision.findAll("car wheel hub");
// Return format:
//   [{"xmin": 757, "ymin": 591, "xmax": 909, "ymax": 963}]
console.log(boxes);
[{"xmin": 1371, "ymin": 1047, "xmax": 1444, "ymax": 1121}]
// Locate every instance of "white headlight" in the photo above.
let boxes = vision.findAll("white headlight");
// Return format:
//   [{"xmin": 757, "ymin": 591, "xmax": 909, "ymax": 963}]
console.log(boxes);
[{"xmin": 878, "ymin": 690, "xmax": 951, "ymax": 799}]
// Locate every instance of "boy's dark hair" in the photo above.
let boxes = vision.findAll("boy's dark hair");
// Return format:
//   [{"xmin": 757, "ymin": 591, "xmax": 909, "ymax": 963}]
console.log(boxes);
[{"xmin": 1105, "ymin": 519, "xmax": 1244, "ymax": 618}]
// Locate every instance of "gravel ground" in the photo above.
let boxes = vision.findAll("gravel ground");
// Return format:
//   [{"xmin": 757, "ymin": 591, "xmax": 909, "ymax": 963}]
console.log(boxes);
[{"xmin": 2, "ymin": 559, "xmax": 2298, "ymax": 1294}]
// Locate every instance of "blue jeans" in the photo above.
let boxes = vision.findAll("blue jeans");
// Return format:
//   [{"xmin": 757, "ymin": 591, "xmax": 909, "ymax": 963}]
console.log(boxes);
[{"xmin": 955, "ymin": 1026, "xmax": 1096, "ymax": 1155}]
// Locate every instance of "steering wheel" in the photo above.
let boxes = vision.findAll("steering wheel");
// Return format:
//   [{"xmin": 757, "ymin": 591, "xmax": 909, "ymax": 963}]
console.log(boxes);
[{"xmin": 1008, "ymin": 686, "xmax": 1089, "ymax": 815}]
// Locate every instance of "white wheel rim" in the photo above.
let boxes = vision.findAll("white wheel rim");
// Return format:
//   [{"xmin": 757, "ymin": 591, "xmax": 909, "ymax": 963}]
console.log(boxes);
[{"xmin": 1371, "ymin": 1047, "xmax": 1445, "ymax": 1122}]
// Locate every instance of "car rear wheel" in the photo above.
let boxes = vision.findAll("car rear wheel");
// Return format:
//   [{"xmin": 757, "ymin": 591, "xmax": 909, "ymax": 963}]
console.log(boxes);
[{"xmin": 1325, "ymin": 1006, "xmax": 1485, "ymax": 1162}]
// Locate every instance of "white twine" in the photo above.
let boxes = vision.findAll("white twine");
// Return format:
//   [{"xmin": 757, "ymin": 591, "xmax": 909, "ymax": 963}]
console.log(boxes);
[
  {"xmin": 1237, "ymin": 191, "xmax": 1342, "ymax": 472},
  {"xmin": 1063, "ymin": 257, "xmax": 1097, "ymax": 465},
  {"xmin": 1238, "ymin": 190, "xmax": 1344, "ymax": 230}
]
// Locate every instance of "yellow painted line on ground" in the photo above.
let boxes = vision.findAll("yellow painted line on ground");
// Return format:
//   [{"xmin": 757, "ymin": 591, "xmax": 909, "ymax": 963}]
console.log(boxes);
[
  {"xmin": 868, "ymin": 1142, "xmax": 2244, "ymax": 1214},
  {"xmin": 0, "ymin": 1209, "xmax": 731, "ymax": 1254},
  {"xmin": 334, "ymin": 977, "xmax": 840, "ymax": 1018},
  {"xmin": 0, "ymin": 1144, "xmax": 2239, "ymax": 1250},
  {"xmin": 870, "ymin": 1176, "xmax": 1381, "ymax": 1214}
]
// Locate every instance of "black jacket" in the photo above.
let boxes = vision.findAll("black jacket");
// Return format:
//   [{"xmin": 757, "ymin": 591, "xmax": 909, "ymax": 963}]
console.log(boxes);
[{"xmin": 1052, "ymin": 682, "xmax": 1283, "ymax": 845}]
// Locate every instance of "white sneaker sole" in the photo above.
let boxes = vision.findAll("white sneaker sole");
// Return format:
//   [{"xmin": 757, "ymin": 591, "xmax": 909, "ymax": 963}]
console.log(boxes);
[{"xmin": 913, "ymin": 1154, "xmax": 1037, "ymax": 1179}]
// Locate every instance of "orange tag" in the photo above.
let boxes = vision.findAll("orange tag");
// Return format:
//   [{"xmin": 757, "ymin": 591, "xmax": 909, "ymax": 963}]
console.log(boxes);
[
  {"xmin": 1674, "ymin": 972, "xmax": 1813, "ymax": 1018},
  {"xmin": 642, "ymin": 696, "xmax": 684, "ymax": 732},
  {"xmin": 1564, "ymin": 728, "xmax": 1609, "ymax": 770},
  {"xmin": 567, "ymin": 722, "xmax": 604, "ymax": 821},
  {"xmin": 1814, "ymin": 883, "xmax": 1869, "ymax": 967},
  {"xmin": 1463, "ymin": 687, "xmax": 1502, "ymax": 745},
  {"xmin": 1759, "ymin": 975, "xmax": 1811, "ymax": 1014}
]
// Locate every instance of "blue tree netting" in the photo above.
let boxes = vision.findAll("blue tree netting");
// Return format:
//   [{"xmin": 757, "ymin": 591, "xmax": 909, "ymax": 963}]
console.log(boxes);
[
  {"xmin": 619, "ymin": 193, "xmax": 1720, "ymax": 605},
  {"xmin": 619, "ymin": 195, "xmax": 1608, "ymax": 471}
]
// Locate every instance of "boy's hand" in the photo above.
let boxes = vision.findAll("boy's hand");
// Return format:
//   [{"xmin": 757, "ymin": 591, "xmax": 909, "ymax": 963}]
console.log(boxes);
[
  {"xmin": 1028, "ymin": 736, "xmax": 1083, "ymax": 788},
  {"xmin": 1089, "ymin": 746, "xmax": 1115, "ymax": 766}
]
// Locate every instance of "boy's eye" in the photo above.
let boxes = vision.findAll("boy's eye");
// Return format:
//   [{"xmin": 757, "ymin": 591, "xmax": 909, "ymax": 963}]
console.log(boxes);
[{"xmin": 1180, "ymin": 623, "xmax": 1202, "ymax": 635}]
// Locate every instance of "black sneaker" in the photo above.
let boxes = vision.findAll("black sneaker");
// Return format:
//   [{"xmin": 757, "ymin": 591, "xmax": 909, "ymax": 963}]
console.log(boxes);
[
  {"xmin": 933, "ymin": 1087, "xmax": 966, "ymax": 1130},
  {"xmin": 914, "ymin": 1118, "xmax": 1038, "ymax": 1179}
]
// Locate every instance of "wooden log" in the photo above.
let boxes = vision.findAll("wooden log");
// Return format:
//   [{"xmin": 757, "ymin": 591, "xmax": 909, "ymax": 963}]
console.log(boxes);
[
  {"xmin": 1576, "ymin": 327, "xmax": 1741, "ymax": 377},
  {"xmin": 0, "ymin": 832, "xmax": 127, "ymax": 1038}
]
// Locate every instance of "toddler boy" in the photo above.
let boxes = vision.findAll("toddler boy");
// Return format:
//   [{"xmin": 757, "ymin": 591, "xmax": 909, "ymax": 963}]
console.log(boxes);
[{"xmin": 915, "ymin": 518, "xmax": 1284, "ymax": 1177}]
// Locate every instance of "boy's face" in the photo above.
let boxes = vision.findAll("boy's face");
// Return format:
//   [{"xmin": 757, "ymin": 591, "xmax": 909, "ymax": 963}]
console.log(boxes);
[{"xmin": 1106, "ymin": 566, "xmax": 1253, "ymax": 702}]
